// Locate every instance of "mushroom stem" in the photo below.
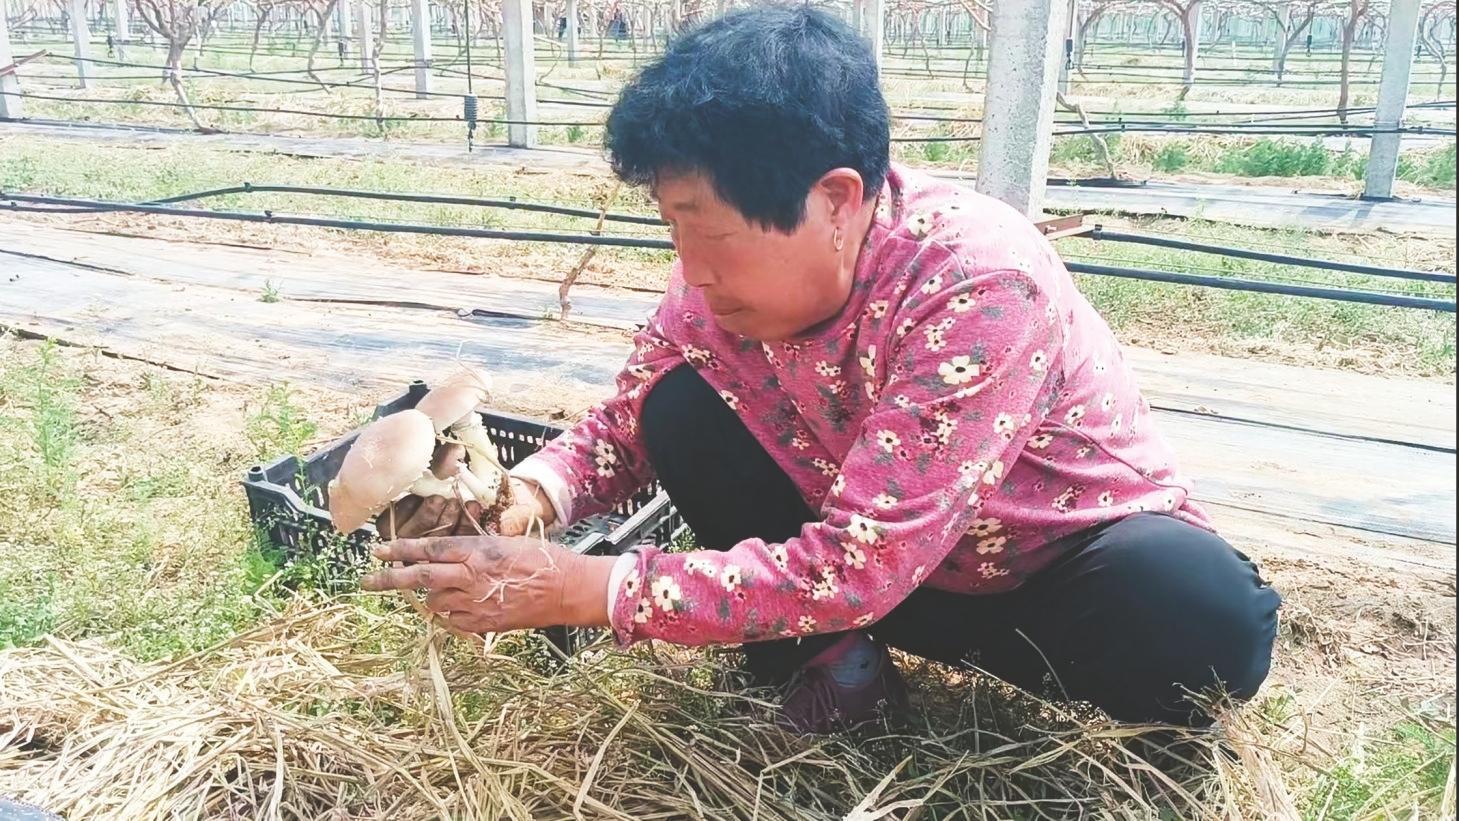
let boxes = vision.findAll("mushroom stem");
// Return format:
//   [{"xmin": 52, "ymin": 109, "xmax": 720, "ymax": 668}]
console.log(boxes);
[
  {"xmin": 405, "ymin": 461, "xmax": 500, "ymax": 508},
  {"xmin": 450, "ymin": 417, "xmax": 507, "ymax": 477},
  {"xmin": 454, "ymin": 461, "xmax": 498, "ymax": 504},
  {"xmin": 407, "ymin": 472, "xmax": 459, "ymax": 499}
]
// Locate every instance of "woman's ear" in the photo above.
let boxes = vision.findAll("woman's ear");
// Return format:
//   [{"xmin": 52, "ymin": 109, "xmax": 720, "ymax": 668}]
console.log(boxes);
[{"xmin": 814, "ymin": 168, "xmax": 867, "ymax": 223}]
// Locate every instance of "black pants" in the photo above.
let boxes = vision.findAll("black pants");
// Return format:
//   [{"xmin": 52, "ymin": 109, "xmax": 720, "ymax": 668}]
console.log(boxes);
[{"xmin": 640, "ymin": 366, "xmax": 1282, "ymax": 726}]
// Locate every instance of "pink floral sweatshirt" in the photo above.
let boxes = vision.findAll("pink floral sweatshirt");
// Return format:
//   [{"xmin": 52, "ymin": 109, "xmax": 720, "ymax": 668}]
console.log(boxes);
[{"xmin": 513, "ymin": 164, "xmax": 1212, "ymax": 648}]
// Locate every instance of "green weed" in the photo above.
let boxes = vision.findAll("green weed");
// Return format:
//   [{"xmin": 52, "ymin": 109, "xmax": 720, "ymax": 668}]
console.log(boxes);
[
  {"xmin": 0, "ymin": 341, "xmax": 82, "ymax": 500},
  {"xmin": 1302, "ymin": 720, "xmax": 1456, "ymax": 819},
  {"xmin": 1215, "ymin": 138, "xmax": 1333, "ymax": 177},
  {"xmin": 921, "ymin": 139, "xmax": 952, "ymax": 163},
  {"xmin": 1153, "ymin": 142, "xmax": 1191, "ymax": 173},
  {"xmin": 245, "ymin": 384, "xmax": 320, "ymax": 460},
  {"xmin": 1399, "ymin": 143, "xmax": 1457, "ymax": 189},
  {"xmin": 0, "ymin": 574, "xmax": 58, "ymax": 650}
]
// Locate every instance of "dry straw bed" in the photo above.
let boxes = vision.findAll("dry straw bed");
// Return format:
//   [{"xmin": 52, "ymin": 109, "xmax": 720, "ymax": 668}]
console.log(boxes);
[{"xmin": 0, "ymin": 593, "xmax": 1287, "ymax": 820}]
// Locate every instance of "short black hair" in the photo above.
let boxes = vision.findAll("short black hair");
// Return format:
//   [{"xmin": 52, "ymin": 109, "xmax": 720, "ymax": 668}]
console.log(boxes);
[{"xmin": 604, "ymin": 5, "xmax": 891, "ymax": 233}]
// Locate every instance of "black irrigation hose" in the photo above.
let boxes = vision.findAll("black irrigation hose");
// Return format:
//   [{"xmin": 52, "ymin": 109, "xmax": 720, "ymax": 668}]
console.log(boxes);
[
  {"xmin": 894, "ymin": 99, "xmax": 1456, "ymax": 118},
  {"xmin": 17, "ymin": 83, "xmax": 1447, "ymax": 137},
  {"xmin": 1059, "ymin": 124, "xmax": 1452, "ymax": 138},
  {"xmin": 65, "ymin": 54, "xmax": 475, "ymax": 99},
  {"xmin": 1087, "ymin": 228, "xmax": 1457, "ymax": 285},
  {"xmin": 0, "ymin": 89, "xmax": 603, "ymax": 126},
  {"xmin": 895, "ymin": 113, "xmax": 1457, "ymax": 131},
  {"xmin": 1061, "ymin": 250, "xmax": 1449, "ymax": 297},
  {"xmin": 143, "ymin": 183, "xmax": 665, "ymax": 226},
  {"xmin": 1066, "ymin": 261, "xmax": 1456, "ymax": 313},
  {"xmin": 890, "ymin": 123, "xmax": 1449, "ymax": 142},
  {"xmin": 5, "ymin": 192, "xmax": 1454, "ymax": 312},
  {"xmin": 877, "ymin": 67, "xmax": 1434, "ymax": 88},
  {"xmin": 38, "ymin": 53, "xmax": 618, "ymax": 108},
  {"xmin": 0, "ymin": 193, "xmax": 680, "ymax": 249}
]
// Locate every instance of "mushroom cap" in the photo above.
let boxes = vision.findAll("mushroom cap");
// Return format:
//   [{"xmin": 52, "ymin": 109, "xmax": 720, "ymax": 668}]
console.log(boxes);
[
  {"xmin": 327, "ymin": 409, "xmax": 437, "ymax": 533},
  {"xmin": 415, "ymin": 365, "xmax": 493, "ymax": 433}
]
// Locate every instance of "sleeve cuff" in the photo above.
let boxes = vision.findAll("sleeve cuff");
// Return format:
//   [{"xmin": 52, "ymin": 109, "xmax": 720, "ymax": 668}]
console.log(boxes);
[
  {"xmin": 606, "ymin": 551, "xmax": 638, "ymax": 629},
  {"xmin": 509, "ymin": 455, "xmax": 576, "ymax": 526}
]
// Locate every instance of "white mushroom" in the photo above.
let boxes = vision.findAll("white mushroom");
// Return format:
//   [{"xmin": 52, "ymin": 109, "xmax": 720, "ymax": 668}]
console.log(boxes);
[
  {"xmin": 327, "ymin": 365, "xmax": 510, "ymax": 534},
  {"xmin": 413, "ymin": 365, "xmax": 507, "ymax": 505},
  {"xmin": 327, "ymin": 409, "xmax": 453, "ymax": 533}
]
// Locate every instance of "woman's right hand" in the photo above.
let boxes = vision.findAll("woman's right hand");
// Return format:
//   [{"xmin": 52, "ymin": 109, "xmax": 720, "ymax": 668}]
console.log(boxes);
[{"xmin": 496, "ymin": 476, "xmax": 557, "ymax": 537}]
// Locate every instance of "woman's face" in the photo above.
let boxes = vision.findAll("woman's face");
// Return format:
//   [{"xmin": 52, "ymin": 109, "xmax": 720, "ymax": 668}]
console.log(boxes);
[{"xmin": 655, "ymin": 170, "xmax": 862, "ymax": 342}]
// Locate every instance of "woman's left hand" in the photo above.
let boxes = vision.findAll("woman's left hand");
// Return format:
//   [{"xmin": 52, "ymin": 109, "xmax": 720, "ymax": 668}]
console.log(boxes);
[{"xmin": 360, "ymin": 535, "xmax": 616, "ymax": 633}]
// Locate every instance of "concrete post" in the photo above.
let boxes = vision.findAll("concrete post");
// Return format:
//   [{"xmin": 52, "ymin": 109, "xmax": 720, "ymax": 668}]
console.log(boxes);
[
  {"xmin": 336, "ymin": 0, "xmax": 354, "ymax": 59},
  {"xmin": 1364, "ymin": 0, "xmax": 1421, "ymax": 199},
  {"xmin": 975, "ymin": 0, "xmax": 1067, "ymax": 217},
  {"xmin": 502, "ymin": 0, "xmax": 537, "ymax": 147},
  {"xmin": 112, "ymin": 0, "xmax": 129, "ymax": 54},
  {"xmin": 357, "ymin": 0, "xmax": 375, "ymax": 71},
  {"xmin": 0, "ymin": 8, "xmax": 24, "ymax": 119},
  {"xmin": 411, "ymin": 0, "xmax": 431, "ymax": 96},
  {"xmin": 565, "ymin": 0, "xmax": 580, "ymax": 62},
  {"xmin": 864, "ymin": 0, "xmax": 884, "ymax": 72},
  {"xmin": 851, "ymin": 0, "xmax": 861, "ymax": 38},
  {"xmin": 69, "ymin": 0, "xmax": 92, "ymax": 89}
]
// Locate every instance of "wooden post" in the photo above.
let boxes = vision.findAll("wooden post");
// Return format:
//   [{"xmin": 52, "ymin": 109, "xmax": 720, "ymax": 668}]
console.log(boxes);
[
  {"xmin": 975, "ymin": 0, "xmax": 1067, "ymax": 216},
  {"xmin": 69, "ymin": 0, "xmax": 92, "ymax": 89},
  {"xmin": 502, "ymin": 0, "xmax": 537, "ymax": 147},
  {"xmin": 1364, "ymin": 0, "xmax": 1421, "ymax": 199},
  {"xmin": 411, "ymin": 0, "xmax": 431, "ymax": 96},
  {"xmin": 0, "ymin": 9, "xmax": 24, "ymax": 119}
]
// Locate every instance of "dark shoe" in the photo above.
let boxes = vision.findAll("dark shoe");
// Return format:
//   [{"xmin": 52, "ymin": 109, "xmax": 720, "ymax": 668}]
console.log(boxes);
[{"xmin": 776, "ymin": 633, "xmax": 909, "ymax": 734}]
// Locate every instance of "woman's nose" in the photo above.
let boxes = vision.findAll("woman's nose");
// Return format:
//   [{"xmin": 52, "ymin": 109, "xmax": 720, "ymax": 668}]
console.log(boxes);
[
  {"xmin": 677, "ymin": 244, "xmax": 718, "ymax": 288},
  {"xmin": 680, "ymin": 262, "xmax": 717, "ymax": 289}
]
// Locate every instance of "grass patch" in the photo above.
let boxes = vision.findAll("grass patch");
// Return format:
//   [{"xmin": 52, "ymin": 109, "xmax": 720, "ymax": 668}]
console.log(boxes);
[
  {"xmin": 1045, "ymin": 132, "xmax": 1455, "ymax": 192},
  {"xmin": 1301, "ymin": 720, "xmax": 1457, "ymax": 819},
  {"xmin": 1056, "ymin": 216, "xmax": 1457, "ymax": 376},
  {"xmin": 1215, "ymin": 138, "xmax": 1335, "ymax": 178},
  {"xmin": 245, "ymin": 383, "xmax": 319, "ymax": 460},
  {"xmin": 1399, "ymin": 142, "xmax": 1457, "ymax": 190},
  {"xmin": 1153, "ymin": 141, "xmax": 1192, "ymax": 173},
  {"xmin": 0, "ymin": 338, "xmax": 296, "ymax": 659}
]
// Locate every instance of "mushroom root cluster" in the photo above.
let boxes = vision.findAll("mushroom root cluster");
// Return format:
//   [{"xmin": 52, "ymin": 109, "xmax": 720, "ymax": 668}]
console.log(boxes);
[{"xmin": 327, "ymin": 366, "xmax": 510, "ymax": 534}]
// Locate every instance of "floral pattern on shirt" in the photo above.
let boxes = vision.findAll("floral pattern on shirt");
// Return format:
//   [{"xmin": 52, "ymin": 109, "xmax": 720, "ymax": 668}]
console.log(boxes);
[{"xmin": 519, "ymin": 164, "xmax": 1212, "ymax": 648}]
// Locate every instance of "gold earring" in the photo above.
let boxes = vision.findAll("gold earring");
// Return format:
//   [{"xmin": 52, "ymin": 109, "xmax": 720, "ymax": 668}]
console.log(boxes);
[{"xmin": 833, "ymin": 227, "xmax": 845, "ymax": 252}]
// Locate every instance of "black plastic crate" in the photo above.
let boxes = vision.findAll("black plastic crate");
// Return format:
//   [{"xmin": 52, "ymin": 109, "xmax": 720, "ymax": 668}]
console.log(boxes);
[
  {"xmin": 243, "ymin": 379, "xmax": 687, "ymax": 562},
  {"xmin": 241, "ymin": 379, "xmax": 688, "ymax": 654}
]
